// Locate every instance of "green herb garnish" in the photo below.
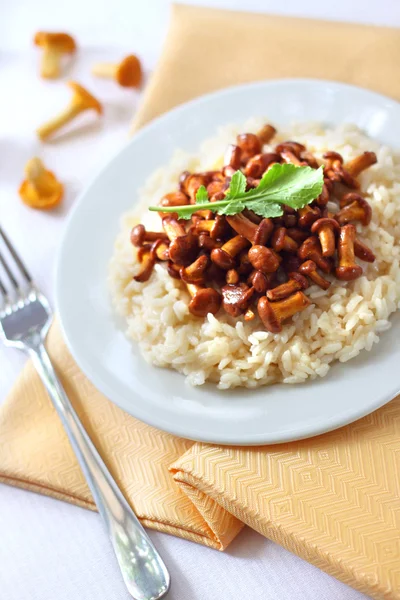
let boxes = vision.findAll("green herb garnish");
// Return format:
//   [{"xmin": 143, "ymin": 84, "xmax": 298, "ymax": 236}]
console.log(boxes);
[{"xmin": 149, "ymin": 163, "xmax": 324, "ymax": 220}]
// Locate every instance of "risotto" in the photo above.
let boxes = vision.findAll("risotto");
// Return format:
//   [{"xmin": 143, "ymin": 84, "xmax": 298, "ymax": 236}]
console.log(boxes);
[{"xmin": 109, "ymin": 120, "xmax": 400, "ymax": 389}]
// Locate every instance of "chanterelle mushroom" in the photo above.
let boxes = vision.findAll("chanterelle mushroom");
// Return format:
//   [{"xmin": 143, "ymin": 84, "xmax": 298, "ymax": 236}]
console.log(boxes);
[
  {"xmin": 34, "ymin": 32, "xmax": 76, "ymax": 79},
  {"xmin": 92, "ymin": 54, "xmax": 142, "ymax": 88},
  {"xmin": 19, "ymin": 157, "xmax": 63, "ymax": 209},
  {"xmin": 37, "ymin": 81, "xmax": 103, "ymax": 141}
]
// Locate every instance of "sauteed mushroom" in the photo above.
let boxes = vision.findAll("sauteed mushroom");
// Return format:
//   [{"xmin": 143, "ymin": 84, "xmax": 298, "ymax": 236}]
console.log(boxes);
[
  {"xmin": 257, "ymin": 124, "xmax": 276, "ymax": 144},
  {"xmin": 211, "ymin": 235, "xmax": 250, "ymax": 270},
  {"xmin": 248, "ymin": 245, "xmax": 280, "ymax": 274},
  {"xmin": 236, "ymin": 133, "xmax": 262, "ymax": 162},
  {"xmin": 266, "ymin": 272, "xmax": 308, "ymax": 301},
  {"xmin": 345, "ymin": 152, "xmax": 377, "ymax": 177},
  {"xmin": 221, "ymin": 284, "xmax": 254, "ymax": 317},
  {"xmin": 258, "ymin": 292, "xmax": 311, "ymax": 333},
  {"xmin": 311, "ymin": 218, "xmax": 340, "ymax": 257},
  {"xmin": 336, "ymin": 194, "xmax": 372, "ymax": 226},
  {"xmin": 131, "ymin": 224, "xmax": 168, "ymax": 247},
  {"xmin": 298, "ymin": 260, "xmax": 331, "ymax": 290},
  {"xmin": 187, "ymin": 284, "xmax": 222, "ymax": 317},
  {"xmin": 298, "ymin": 236, "xmax": 332, "ymax": 273},
  {"xmin": 335, "ymin": 225, "xmax": 363, "ymax": 281}
]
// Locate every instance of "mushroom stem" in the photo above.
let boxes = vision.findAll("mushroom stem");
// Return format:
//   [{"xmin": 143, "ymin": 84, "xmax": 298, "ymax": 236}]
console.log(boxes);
[
  {"xmin": 180, "ymin": 255, "xmax": 209, "ymax": 283},
  {"xmin": 266, "ymin": 273, "xmax": 308, "ymax": 301},
  {"xmin": 280, "ymin": 150, "xmax": 303, "ymax": 166},
  {"xmin": 130, "ymin": 224, "xmax": 168, "ymax": 247},
  {"xmin": 221, "ymin": 235, "xmax": 249, "ymax": 257},
  {"xmin": 151, "ymin": 240, "xmax": 169, "ymax": 261},
  {"xmin": 195, "ymin": 215, "xmax": 228, "ymax": 239},
  {"xmin": 272, "ymin": 292, "xmax": 311, "ymax": 322},
  {"xmin": 354, "ymin": 239, "xmax": 376, "ymax": 263},
  {"xmin": 335, "ymin": 225, "xmax": 363, "ymax": 281},
  {"xmin": 162, "ymin": 218, "xmax": 186, "ymax": 241},
  {"xmin": 37, "ymin": 103, "xmax": 82, "ymax": 140},
  {"xmin": 317, "ymin": 226, "xmax": 335, "ymax": 257},
  {"xmin": 134, "ymin": 250, "xmax": 155, "ymax": 282},
  {"xmin": 345, "ymin": 152, "xmax": 377, "ymax": 177},
  {"xmin": 226, "ymin": 214, "xmax": 257, "ymax": 242},
  {"xmin": 91, "ymin": 63, "xmax": 117, "ymax": 78},
  {"xmin": 195, "ymin": 220, "xmax": 214, "ymax": 233},
  {"xmin": 258, "ymin": 292, "xmax": 311, "ymax": 333},
  {"xmin": 311, "ymin": 218, "xmax": 340, "ymax": 258},
  {"xmin": 37, "ymin": 82, "xmax": 102, "ymax": 141},
  {"xmin": 186, "ymin": 284, "xmax": 199, "ymax": 297},
  {"xmin": 226, "ymin": 269, "xmax": 239, "ymax": 284},
  {"xmin": 41, "ymin": 47, "xmax": 64, "ymax": 78},
  {"xmin": 34, "ymin": 32, "xmax": 76, "ymax": 79}
]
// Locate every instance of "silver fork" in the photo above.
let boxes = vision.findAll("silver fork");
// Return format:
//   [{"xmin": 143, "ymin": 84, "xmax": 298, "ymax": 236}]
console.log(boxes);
[{"xmin": 0, "ymin": 227, "xmax": 170, "ymax": 600}]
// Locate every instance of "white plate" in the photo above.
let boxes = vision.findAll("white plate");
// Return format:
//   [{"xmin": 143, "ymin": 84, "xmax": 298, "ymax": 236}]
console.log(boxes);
[{"xmin": 56, "ymin": 79, "xmax": 400, "ymax": 445}]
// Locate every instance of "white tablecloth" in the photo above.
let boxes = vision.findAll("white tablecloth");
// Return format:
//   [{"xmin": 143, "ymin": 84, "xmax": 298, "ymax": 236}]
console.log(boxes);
[{"xmin": 1, "ymin": 1, "xmax": 399, "ymax": 598}]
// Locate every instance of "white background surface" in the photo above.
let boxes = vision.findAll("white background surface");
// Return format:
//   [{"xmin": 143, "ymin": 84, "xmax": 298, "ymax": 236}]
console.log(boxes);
[{"xmin": 0, "ymin": 1, "xmax": 399, "ymax": 598}]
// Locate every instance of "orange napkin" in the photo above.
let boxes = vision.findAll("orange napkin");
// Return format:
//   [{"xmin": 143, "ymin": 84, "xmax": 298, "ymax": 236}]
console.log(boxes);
[
  {"xmin": 1, "ymin": 5, "xmax": 399, "ymax": 600},
  {"xmin": 133, "ymin": 4, "xmax": 400, "ymax": 128}
]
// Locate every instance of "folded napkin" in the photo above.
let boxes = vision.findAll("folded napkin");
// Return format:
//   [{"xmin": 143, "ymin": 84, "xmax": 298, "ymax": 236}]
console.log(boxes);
[{"xmin": 1, "ymin": 5, "xmax": 399, "ymax": 599}]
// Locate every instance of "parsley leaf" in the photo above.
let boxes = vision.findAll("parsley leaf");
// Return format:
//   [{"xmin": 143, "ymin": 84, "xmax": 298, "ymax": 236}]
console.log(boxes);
[
  {"xmin": 195, "ymin": 185, "xmax": 209, "ymax": 204},
  {"xmin": 148, "ymin": 163, "xmax": 324, "ymax": 219},
  {"xmin": 228, "ymin": 170, "xmax": 247, "ymax": 197},
  {"xmin": 219, "ymin": 199, "xmax": 245, "ymax": 216},
  {"xmin": 244, "ymin": 199, "xmax": 283, "ymax": 219},
  {"xmin": 246, "ymin": 163, "xmax": 324, "ymax": 209}
]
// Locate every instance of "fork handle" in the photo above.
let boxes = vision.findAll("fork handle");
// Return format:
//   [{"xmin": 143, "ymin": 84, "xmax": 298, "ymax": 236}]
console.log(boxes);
[{"xmin": 28, "ymin": 342, "xmax": 170, "ymax": 600}]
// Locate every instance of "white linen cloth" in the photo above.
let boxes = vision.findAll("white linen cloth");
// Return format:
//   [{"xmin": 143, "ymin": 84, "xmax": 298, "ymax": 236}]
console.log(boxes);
[{"xmin": 1, "ymin": 1, "xmax": 398, "ymax": 598}]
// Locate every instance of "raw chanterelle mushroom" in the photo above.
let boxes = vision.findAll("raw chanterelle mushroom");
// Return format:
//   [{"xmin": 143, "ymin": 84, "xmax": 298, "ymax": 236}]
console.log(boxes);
[
  {"xmin": 34, "ymin": 32, "xmax": 76, "ymax": 79},
  {"xmin": 36, "ymin": 81, "xmax": 103, "ymax": 141},
  {"xmin": 92, "ymin": 54, "xmax": 142, "ymax": 88},
  {"xmin": 19, "ymin": 157, "xmax": 63, "ymax": 209}
]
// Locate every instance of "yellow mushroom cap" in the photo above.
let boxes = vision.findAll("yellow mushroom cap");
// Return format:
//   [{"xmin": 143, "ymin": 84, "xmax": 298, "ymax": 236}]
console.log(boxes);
[
  {"xmin": 34, "ymin": 32, "xmax": 77, "ymax": 53},
  {"xmin": 68, "ymin": 81, "xmax": 103, "ymax": 114},
  {"xmin": 116, "ymin": 54, "xmax": 143, "ymax": 88},
  {"xmin": 19, "ymin": 158, "xmax": 64, "ymax": 210}
]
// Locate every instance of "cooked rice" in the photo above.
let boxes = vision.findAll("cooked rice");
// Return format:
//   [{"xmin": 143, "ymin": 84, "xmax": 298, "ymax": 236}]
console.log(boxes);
[{"xmin": 109, "ymin": 120, "xmax": 400, "ymax": 389}]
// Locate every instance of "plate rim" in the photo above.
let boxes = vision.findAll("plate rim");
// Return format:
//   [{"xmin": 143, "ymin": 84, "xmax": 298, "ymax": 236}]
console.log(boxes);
[{"xmin": 56, "ymin": 77, "xmax": 400, "ymax": 445}]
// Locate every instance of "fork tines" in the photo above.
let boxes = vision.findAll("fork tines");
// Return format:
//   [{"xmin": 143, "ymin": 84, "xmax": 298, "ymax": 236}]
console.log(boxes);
[{"xmin": 0, "ymin": 227, "xmax": 32, "ymax": 299}]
